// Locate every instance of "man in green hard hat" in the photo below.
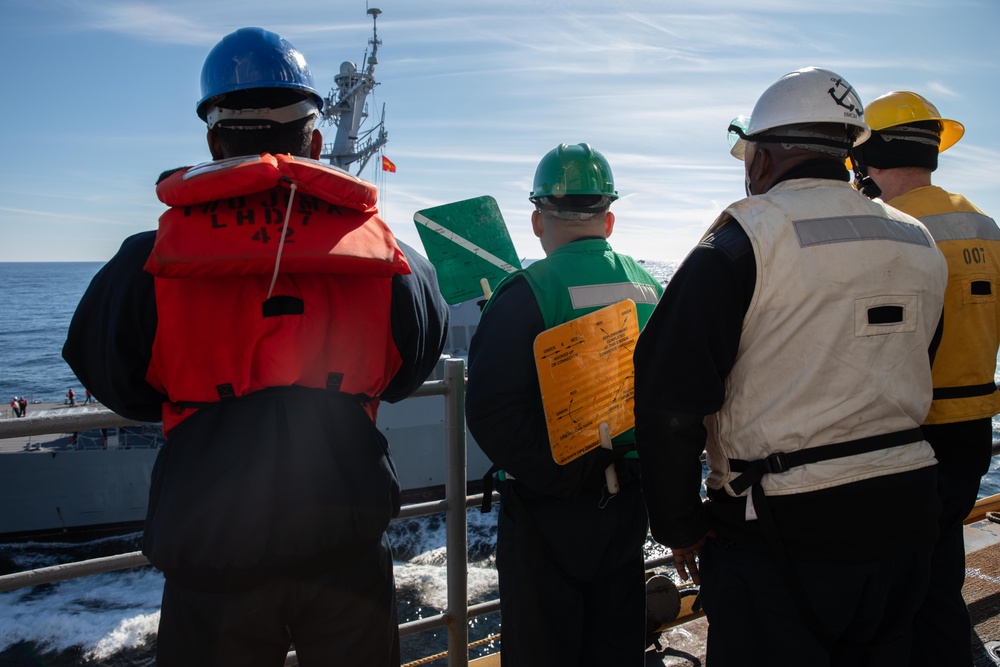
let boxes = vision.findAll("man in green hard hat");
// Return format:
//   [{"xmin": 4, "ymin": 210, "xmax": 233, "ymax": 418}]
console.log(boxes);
[{"xmin": 466, "ymin": 143, "xmax": 663, "ymax": 666}]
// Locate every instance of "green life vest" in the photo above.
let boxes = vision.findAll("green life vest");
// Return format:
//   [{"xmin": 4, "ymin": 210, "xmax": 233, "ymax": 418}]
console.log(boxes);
[{"xmin": 487, "ymin": 238, "xmax": 663, "ymax": 451}]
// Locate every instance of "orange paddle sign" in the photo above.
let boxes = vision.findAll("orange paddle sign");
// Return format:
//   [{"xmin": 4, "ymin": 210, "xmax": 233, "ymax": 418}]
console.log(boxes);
[{"xmin": 533, "ymin": 300, "xmax": 639, "ymax": 465}]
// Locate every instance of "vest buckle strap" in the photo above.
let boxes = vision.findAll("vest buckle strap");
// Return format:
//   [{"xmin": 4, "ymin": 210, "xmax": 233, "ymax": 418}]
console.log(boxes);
[
  {"xmin": 728, "ymin": 451, "xmax": 794, "ymax": 496},
  {"xmin": 727, "ymin": 426, "xmax": 924, "ymax": 496},
  {"xmin": 762, "ymin": 451, "xmax": 790, "ymax": 475}
]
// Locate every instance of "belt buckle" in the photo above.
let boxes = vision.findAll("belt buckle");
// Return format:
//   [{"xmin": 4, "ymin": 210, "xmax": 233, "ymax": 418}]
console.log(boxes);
[{"xmin": 763, "ymin": 451, "xmax": 790, "ymax": 474}]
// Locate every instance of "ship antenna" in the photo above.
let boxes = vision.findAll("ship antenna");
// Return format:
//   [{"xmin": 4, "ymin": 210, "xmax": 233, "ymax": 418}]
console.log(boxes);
[{"xmin": 366, "ymin": 7, "xmax": 381, "ymax": 77}]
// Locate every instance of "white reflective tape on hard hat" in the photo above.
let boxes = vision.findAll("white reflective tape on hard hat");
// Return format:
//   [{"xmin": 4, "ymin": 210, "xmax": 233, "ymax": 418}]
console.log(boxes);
[{"xmin": 206, "ymin": 99, "xmax": 320, "ymax": 129}]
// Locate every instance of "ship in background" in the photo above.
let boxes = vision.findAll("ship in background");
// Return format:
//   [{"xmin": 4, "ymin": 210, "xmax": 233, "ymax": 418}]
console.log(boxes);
[
  {"xmin": 0, "ymin": 8, "xmax": 491, "ymax": 541},
  {"xmin": 315, "ymin": 6, "xmax": 492, "ymax": 503},
  {"xmin": 320, "ymin": 7, "xmax": 389, "ymax": 175}
]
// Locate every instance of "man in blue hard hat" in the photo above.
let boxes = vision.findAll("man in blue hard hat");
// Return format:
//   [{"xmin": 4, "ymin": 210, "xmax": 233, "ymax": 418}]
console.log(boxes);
[
  {"xmin": 63, "ymin": 27, "xmax": 448, "ymax": 667},
  {"xmin": 466, "ymin": 143, "xmax": 663, "ymax": 666}
]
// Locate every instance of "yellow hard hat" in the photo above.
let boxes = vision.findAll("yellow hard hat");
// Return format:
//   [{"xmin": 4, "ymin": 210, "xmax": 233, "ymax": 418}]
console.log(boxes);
[{"xmin": 864, "ymin": 91, "xmax": 965, "ymax": 152}]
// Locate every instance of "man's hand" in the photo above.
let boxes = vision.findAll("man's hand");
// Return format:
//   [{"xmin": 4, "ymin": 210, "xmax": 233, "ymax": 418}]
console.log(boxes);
[{"xmin": 671, "ymin": 531, "xmax": 715, "ymax": 585}]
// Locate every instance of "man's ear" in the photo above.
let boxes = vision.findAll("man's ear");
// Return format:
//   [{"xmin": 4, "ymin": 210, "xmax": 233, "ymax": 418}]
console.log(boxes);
[
  {"xmin": 531, "ymin": 209, "xmax": 544, "ymax": 239},
  {"xmin": 604, "ymin": 211, "xmax": 615, "ymax": 239},
  {"xmin": 207, "ymin": 129, "xmax": 225, "ymax": 160},
  {"xmin": 747, "ymin": 146, "xmax": 774, "ymax": 195},
  {"xmin": 310, "ymin": 129, "xmax": 323, "ymax": 160}
]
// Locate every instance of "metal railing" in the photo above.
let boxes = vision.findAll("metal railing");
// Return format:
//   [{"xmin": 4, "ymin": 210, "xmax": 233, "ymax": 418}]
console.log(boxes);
[
  {"xmin": 4, "ymin": 372, "xmax": 996, "ymax": 665},
  {"xmin": 0, "ymin": 359, "xmax": 499, "ymax": 667}
]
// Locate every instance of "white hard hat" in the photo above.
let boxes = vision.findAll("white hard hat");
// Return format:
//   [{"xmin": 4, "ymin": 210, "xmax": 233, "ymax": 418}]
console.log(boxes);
[{"xmin": 729, "ymin": 67, "xmax": 870, "ymax": 161}]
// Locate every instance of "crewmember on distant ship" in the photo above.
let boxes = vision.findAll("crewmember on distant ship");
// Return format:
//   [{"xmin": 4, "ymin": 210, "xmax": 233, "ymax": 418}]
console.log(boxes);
[
  {"xmin": 854, "ymin": 91, "xmax": 1000, "ymax": 667},
  {"xmin": 466, "ymin": 144, "xmax": 663, "ymax": 666},
  {"xmin": 62, "ymin": 27, "xmax": 448, "ymax": 667},
  {"xmin": 634, "ymin": 68, "xmax": 948, "ymax": 666}
]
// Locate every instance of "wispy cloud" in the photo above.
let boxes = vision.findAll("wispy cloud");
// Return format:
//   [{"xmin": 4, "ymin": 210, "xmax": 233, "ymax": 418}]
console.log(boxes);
[
  {"xmin": 6, "ymin": 0, "xmax": 998, "ymax": 261},
  {"xmin": 926, "ymin": 81, "xmax": 959, "ymax": 98},
  {"xmin": 0, "ymin": 207, "xmax": 140, "ymax": 226},
  {"xmin": 936, "ymin": 144, "xmax": 1000, "ymax": 194},
  {"xmin": 55, "ymin": 1, "xmax": 218, "ymax": 45}
]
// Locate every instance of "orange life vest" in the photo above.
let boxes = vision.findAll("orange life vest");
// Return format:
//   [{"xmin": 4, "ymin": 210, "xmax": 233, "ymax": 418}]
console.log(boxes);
[{"xmin": 145, "ymin": 154, "xmax": 410, "ymax": 435}]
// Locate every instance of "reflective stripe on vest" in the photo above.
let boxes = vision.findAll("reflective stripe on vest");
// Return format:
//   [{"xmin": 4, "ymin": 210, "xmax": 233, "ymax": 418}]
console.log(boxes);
[{"xmin": 706, "ymin": 179, "xmax": 943, "ymax": 497}]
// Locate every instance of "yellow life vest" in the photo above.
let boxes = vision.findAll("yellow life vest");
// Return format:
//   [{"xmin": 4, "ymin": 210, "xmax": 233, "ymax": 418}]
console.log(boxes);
[{"xmin": 888, "ymin": 186, "xmax": 1000, "ymax": 424}]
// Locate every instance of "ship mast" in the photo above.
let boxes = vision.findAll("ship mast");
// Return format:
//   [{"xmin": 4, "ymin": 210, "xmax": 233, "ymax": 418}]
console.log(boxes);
[{"xmin": 319, "ymin": 8, "xmax": 388, "ymax": 176}]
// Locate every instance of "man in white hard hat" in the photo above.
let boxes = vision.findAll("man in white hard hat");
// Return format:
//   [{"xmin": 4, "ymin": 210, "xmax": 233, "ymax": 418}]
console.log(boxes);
[
  {"xmin": 855, "ymin": 91, "xmax": 1000, "ymax": 667},
  {"xmin": 635, "ymin": 67, "xmax": 948, "ymax": 665}
]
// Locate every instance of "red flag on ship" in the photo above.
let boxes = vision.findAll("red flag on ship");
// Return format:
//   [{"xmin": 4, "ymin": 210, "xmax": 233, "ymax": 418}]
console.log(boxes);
[{"xmin": 381, "ymin": 155, "xmax": 397, "ymax": 172}]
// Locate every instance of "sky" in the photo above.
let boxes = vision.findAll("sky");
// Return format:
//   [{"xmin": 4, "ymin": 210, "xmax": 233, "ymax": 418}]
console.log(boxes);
[{"xmin": 1, "ymin": 0, "xmax": 998, "ymax": 265}]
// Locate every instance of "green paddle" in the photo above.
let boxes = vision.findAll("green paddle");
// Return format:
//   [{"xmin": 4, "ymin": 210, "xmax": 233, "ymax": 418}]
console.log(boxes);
[{"xmin": 413, "ymin": 195, "xmax": 521, "ymax": 304}]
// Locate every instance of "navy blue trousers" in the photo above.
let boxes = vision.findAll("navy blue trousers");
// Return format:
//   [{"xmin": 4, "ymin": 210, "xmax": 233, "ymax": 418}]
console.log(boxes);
[
  {"xmin": 910, "ymin": 468, "xmax": 981, "ymax": 667},
  {"xmin": 699, "ymin": 537, "xmax": 932, "ymax": 667},
  {"xmin": 496, "ymin": 477, "xmax": 648, "ymax": 667},
  {"xmin": 156, "ymin": 534, "xmax": 400, "ymax": 667}
]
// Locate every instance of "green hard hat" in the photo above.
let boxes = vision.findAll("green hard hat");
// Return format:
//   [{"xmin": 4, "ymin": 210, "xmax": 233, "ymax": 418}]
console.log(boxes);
[{"xmin": 529, "ymin": 143, "xmax": 618, "ymax": 204}]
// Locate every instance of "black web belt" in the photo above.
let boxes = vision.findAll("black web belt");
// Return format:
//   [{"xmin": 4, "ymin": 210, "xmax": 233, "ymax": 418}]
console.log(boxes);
[
  {"xmin": 172, "ymin": 377, "xmax": 373, "ymax": 410},
  {"xmin": 727, "ymin": 426, "xmax": 925, "ymax": 496},
  {"xmin": 933, "ymin": 381, "xmax": 997, "ymax": 400}
]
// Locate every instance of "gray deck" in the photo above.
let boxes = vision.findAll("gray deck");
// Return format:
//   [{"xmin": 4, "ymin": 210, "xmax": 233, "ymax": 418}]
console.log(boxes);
[
  {"xmin": 642, "ymin": 520, "xmax": 1000, "ymax": 666},
  {"xmin": 0, "ymin": 402, "xmax": 109, "ymax": 452}
]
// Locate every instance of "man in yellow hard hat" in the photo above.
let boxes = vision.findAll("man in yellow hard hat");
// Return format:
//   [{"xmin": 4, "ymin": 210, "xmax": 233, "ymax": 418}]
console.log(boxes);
[{"xmin": 855, "ymin": 90, "xmax": 1000, "ymax": 667}]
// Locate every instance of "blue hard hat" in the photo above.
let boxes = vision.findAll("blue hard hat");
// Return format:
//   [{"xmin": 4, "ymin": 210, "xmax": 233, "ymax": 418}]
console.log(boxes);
[{"xmin": 197, "ymin": 27, "xmax": 324, "ymax": 121}]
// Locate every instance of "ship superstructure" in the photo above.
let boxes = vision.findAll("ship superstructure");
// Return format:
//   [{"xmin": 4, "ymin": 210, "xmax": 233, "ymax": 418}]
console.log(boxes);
[{"xmin": 320, "ymin": 8, "xmax": 388, "ymax": 175}]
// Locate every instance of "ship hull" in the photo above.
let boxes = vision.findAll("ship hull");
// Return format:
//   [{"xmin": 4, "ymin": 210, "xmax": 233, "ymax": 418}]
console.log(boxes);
[{"xmin": 0, "ymin": 446, "xmax": 155, "ymax": 541}]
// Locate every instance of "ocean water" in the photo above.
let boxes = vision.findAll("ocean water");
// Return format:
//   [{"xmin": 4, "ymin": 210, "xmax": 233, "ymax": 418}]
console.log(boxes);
[
  {"xmin": 1, "ymin": 260, "xmax": 1000, "ymax": 665},
  {"xmin": 0, "ymin": 262, "xmax": 104, "ymax": 406},
  {"xmin": 0, "ymin": 261, "xmax": 508, "ymax": 665},
  {"xmin": 0, "ymin": 517, "xmax": 505, "ymax": 666}
]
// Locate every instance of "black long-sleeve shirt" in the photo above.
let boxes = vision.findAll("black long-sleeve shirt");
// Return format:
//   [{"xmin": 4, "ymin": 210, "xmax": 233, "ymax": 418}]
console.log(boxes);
[
  {"xmin": 61, "ymin": 230, "xmax": 449, "ymax": 590},
  {"xmin": 634, "ymin": 202, "xmax": 941, "ymax": 562},
  {"xmin": 465, "ymin": 275, "xmax": 614, "ymax": 499}
]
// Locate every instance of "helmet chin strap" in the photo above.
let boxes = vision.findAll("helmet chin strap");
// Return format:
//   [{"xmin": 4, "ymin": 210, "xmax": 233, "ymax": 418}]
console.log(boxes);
[
  {"xmin": 849, "ymin": 149, "xmax": 882, "ymax": 199},
  {"xmin": 744, "ymin": 150, "xmax": 762, "ymax": 197}
]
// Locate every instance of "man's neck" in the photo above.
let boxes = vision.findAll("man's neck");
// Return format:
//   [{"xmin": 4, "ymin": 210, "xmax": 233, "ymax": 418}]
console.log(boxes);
[{"xmin": 873, "ymin": 167, "xmax": 933, "ymax": 204}]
